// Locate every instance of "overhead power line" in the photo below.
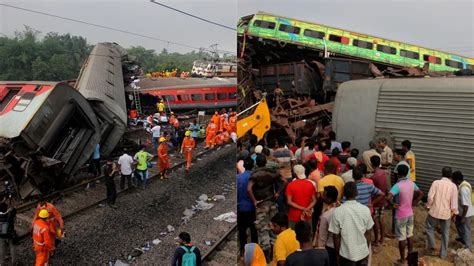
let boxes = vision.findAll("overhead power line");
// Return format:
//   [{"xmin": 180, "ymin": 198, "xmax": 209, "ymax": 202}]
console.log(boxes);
[
  {"xmin": 0, "ymin": 3, "xmax": 235, "ymax": 55},
  {"xmin": 149, "ymin": 0, "xmax": 235, "ymax": 31}
]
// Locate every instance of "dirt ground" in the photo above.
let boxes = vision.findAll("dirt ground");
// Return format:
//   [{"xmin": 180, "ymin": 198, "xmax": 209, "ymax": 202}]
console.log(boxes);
[
  {"xmin": 16, "ymin": 144, "xmax": 235, "ymax": 265},
  {"xmin": 371, "ymin": 203, "xmax": 473, "ymax": 265}
]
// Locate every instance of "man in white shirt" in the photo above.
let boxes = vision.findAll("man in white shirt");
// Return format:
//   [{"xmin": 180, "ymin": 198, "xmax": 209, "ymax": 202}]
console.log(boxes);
[
  {"xmin": 329, "ymin": 182, "xmax": 373, "ymax": 265},
  {"xmin": 452, "ymin": 171, "xmax": 473, "ymax": 251},
  {"xmin": 150, "ymin": 123, "xmax": 161, "ymax": 151},
  {"xmin": 118, "ymin": 150, "xmax": 135, "ymax": 189}
]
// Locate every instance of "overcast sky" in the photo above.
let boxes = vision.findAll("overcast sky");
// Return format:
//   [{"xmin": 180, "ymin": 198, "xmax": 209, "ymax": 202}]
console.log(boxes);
[
  {"xmin": 0, "ymin": 0, "xmax": 237, "ymax": 55},
  {"xmin": 239, "ymin": 0, "xmax": 474, "ymax": 58},
  {"xmin": 1, "ymin": 0, "xmax": 473, "ymax": 57}
]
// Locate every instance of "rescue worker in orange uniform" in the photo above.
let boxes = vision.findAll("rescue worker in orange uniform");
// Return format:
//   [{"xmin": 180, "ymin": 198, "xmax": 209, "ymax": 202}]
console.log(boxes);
[
  {"xmin": 205, "ymin": 120, "xmax": 218, "ymax": 149},
  {"xmin": 228, "ymin": 111, "xmax": 237, "ymax": 133},
  {"xmin": 157, "ymin": 137, "xmax": 170, "ymax": 180},
  {"xmin": 169, "ymin": 112, "xmax": 179, "ymax": 129},
  {"xmin": 212, "ymin": 111, "xmax": 220, "ymax": 131},
  {"xmin": 33, "ymin": 210, "xmax": 54, "ymax": 266},
  {"xmin": 219, "ymin": 112, "xmax": 227, "ymax": 133},
  {"xmin": 33, "ymin": 197, "xmax": 64, "ymax": 250},
  {"xmin": 215, "ymin": 128, "xmax": 230, "ymax": 146},
  {"xmin": 180, "ymin": 131, "xmax": 196, "ymax": 173}
]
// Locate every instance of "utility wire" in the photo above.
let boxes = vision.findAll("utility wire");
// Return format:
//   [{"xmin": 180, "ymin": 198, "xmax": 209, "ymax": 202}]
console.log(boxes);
[
  {"xmin": 149, "ymin": 0, "xmax": 235, "ymax": 31},
  {"xmin": 0, "ymin": 3, "xmax": 235, "ymax": 54}
]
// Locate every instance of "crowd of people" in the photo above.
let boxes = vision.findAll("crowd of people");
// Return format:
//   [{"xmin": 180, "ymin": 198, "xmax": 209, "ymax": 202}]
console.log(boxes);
[{"xmin": 237, "ymin": 132, "xmax": 473, "ymax": 265}]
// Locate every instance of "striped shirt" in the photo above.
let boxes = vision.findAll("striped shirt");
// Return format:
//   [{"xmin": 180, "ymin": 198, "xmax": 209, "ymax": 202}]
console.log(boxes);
[
  {"xmin": 350, "ymin": 181, "xmax": 381, "ymax": 207},
  {"xmin": 329, "ymin": 200, "xmax": 374, "ymax": 262},
  {"xmin": 427, "ymin": 177, "xmax": 458, "ymax": 220}
]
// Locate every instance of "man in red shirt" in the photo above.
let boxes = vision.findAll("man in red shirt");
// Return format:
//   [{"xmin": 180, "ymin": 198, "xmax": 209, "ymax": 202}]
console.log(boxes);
[
  {"xmin": 369, "ymin": 156, "xmax": 388, "ymax": 247},
  {"xmin": 305, "ymin": 142, "xmax": 329, "ymax": 172},
  {"xmin": 329, "ymin": 148, "xmax": 342, "ymax": 175},
  {"xmin": 286, "ymin": 164, "xmax": 317, "ymax": 234}
]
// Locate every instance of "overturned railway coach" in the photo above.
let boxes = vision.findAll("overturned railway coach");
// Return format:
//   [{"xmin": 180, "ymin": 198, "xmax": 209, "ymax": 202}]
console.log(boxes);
[
  {"xmin": 0, "ymin": 42, "xmax": 140, "ymax": 199},
  {"xmin": 333, "ymin": 77, "xmax": 474, "ymax": 192},
  {"xmin": 0, "ymin": 82, "xmax": 101, "ymax": 199}
]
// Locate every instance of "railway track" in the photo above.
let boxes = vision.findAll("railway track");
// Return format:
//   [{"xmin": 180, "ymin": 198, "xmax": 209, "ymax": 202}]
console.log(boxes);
[
  {"xmin": 14, "ymin": 143, "xmax": 219, "ymax": 241},
  {"xmin": 201, "ymin": 224, "xmax": 238, "ymax": 266}
]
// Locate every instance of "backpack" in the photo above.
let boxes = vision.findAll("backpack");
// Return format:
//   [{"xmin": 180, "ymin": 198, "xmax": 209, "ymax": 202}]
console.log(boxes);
[
  {"xmin": 459, "ymin": 181, "xmax": 474, "ymax": 205},
  {"xmin": 180, "ymin": 246, "xmax": 197, "ymax": 266}
]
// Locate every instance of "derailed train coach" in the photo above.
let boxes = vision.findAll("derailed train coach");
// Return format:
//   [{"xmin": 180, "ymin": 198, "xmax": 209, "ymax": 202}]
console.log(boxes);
[
  {"xmin": 0, "ymin": 42, "xmax": 140, "ymax": 199},
  {"xmin": 75, "ymin": 42, "xmax": 137, "ymax": 156},
  {"xmin": 332, "ymin": 77, "xmax": 474, "ymax": 193},
  {"xmin": 0, "ymin": 82, "xmax": 101, "ymax": 199}
]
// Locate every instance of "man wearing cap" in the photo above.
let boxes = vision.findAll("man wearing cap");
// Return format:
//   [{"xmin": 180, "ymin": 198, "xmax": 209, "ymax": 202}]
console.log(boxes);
[
  {"xmin": 341, "ymin": 157, "xmax": 357, "ymax": 184},
  {"xmin": 181, "ymin": 131, "xmax": 196, "ymax": 173},
  {"xmin": 33, "ymin": 209, "xmax": 54, "ymax": 266},
  {"xmin": 158, "ymin": 137, "xmax": 170, "ymax": 180},
  {"xmin": 33, "ymin": 197, "xmax": 64, "ymax": 251},
  {"xmin": 157, "ymin": 99, "xmax": 165, "ymax": 115},
  {"xmin": 285, "ymin": 165, "xmax": 317, "ymax": 233}
]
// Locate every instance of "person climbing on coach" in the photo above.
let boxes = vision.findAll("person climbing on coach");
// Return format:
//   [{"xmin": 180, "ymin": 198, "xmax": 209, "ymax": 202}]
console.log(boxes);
[
  {"xmin": 181, "ymin": 131, "xmax": 196, "ymax": 173},
  {"xmin": 205, "ymin": 120, "xmax": 218, "ymax": 149},
  {"xmin": 33, "ymin": 209, "xmax": 54, "ymax": 266},
  {"xmin": 158, "ymin": 137, "xmax": 170, "ymax": 180},
  {"xmin": 33, "ymin": 196, "xmax": 64, "ymax": 250}
]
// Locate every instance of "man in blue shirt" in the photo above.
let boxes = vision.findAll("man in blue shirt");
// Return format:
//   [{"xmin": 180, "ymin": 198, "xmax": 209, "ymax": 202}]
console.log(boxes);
[
  {"xmin": 237, "ymin": 157, "xmax": 258, "ymax": 255},
  {"xmin": 188, "ymin": 120, "xmax": 200, "ymax": 139},
  {"xmin": 91, "ymin": 144, "xmax": 101, "ymax": 177}
]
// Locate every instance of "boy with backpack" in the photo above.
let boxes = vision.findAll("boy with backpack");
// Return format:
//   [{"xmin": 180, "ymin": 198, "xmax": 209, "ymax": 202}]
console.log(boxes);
[{"xmin": 171, "ymin": 232, "xmax": 202, "ymax": 266}]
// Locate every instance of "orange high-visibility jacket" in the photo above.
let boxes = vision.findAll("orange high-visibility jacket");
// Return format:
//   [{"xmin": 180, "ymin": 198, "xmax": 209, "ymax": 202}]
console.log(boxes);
[
  {"xmin": 34, "ymin": 202, "xmax": 64, "ymax": 234},
  {"xmin": 228, "ymin": 115, "xmax": 236, "ymax": 132},
  {"xmin": 157, "ymin": 143, "xmax": 170, "ymax": 170},
  {"xmin": 32, "ymin": 219, "xmax": 54, "ymax": 252},
  {"xmin": 181, "ymin": 137, "xmax": 196, "ymax": 154},
  {"xmin": 212, "ymin": 114, "xmax": 220, "ymax": 129},
  {"xmin": 206, "ymin": 123, "xmax": 217, "ymax": 135}
]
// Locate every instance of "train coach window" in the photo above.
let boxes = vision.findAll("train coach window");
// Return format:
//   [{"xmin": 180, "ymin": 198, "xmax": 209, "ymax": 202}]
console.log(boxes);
[
  {"xmin": 13, "ymin": 92, "xmax": 35, "ymax": 112},
  {"xmin": 228, "ymin": 92, "xmax": 237, "ymax": 99},
  {"xmin": 279, "ymin": 24, "xmax": 301, "ymax": 34},
  {"xmin": 163, "ymin": 95, "xmax": 175, "ymax": 102},
  {"xmin": 191, "ymin": 94, "xmax": 202, "ymax": 101},
  {"xmin": 217, "ymin": 93, "xmax": 227, "ymax": 100},
  {"xmin": 329, "ymin": 34, "xmax": 349, "ymax": 44},
  {"xmin": 303, "ymin": 29, "xmax": 325, "ymax": 39},
  {"xmin": 352, "ymin": 39, "xmax": 373, "ymax": 50},
  {"xmin": 423, "ymin": 55, "xmax": 442, "ymax": 64},
  {"xmin": 376, "ymin": 44, "xmax": 397, "ymax": 55},
  {"xmin": 254, "ymin": 20, "xmax": 276, "ymax": 29},
  {"xmin": 0, "ymin": 87, "xmax": 20, "ymax": 112},
  {"xmin": 205, "ymin": 93, "xmax": 215, "ymax": 100},
  {"xmin": 467, "ymin": 64, "xmax": 474, "ymax": 70},
  {"xmin": 445, "ymin": 59, "xmax": 464, "ymax": 69},
  {"xmin": 177, "ymin": 94, "xmax": 189, "ymax": 101},
  {"xmin": 400, "ymin": 49, "xmax": 419, "ymax": 60}
]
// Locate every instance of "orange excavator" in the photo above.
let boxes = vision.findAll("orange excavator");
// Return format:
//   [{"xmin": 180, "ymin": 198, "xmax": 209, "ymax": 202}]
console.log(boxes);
[{"xmin": 236, "ymin": 94, "xmax": 271, "ymax": 141}]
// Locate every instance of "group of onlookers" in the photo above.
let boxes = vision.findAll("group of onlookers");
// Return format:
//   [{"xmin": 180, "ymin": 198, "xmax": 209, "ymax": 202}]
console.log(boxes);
[{"xmin": 237, "ymin": 132, "xmax": 472, "ymax": 265}]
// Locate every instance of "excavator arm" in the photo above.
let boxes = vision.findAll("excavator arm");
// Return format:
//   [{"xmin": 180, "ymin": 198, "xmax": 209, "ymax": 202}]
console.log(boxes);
[{"xmin": 237, "ymin": 97, "xmax": 271, "ymax": 141}]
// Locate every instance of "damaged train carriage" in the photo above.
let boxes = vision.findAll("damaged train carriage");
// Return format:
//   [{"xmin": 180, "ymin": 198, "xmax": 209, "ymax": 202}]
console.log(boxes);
[
  {"xmin": 0, "ymin": 82, "xmax": 101, "ymax": 199},
  {"xmin": 0, "ymin": 42, "xmax": 139, "ymax": 199},
  {"xmin": 75, "ymin": 42, "xmax": 135, "ymax": 157}
]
